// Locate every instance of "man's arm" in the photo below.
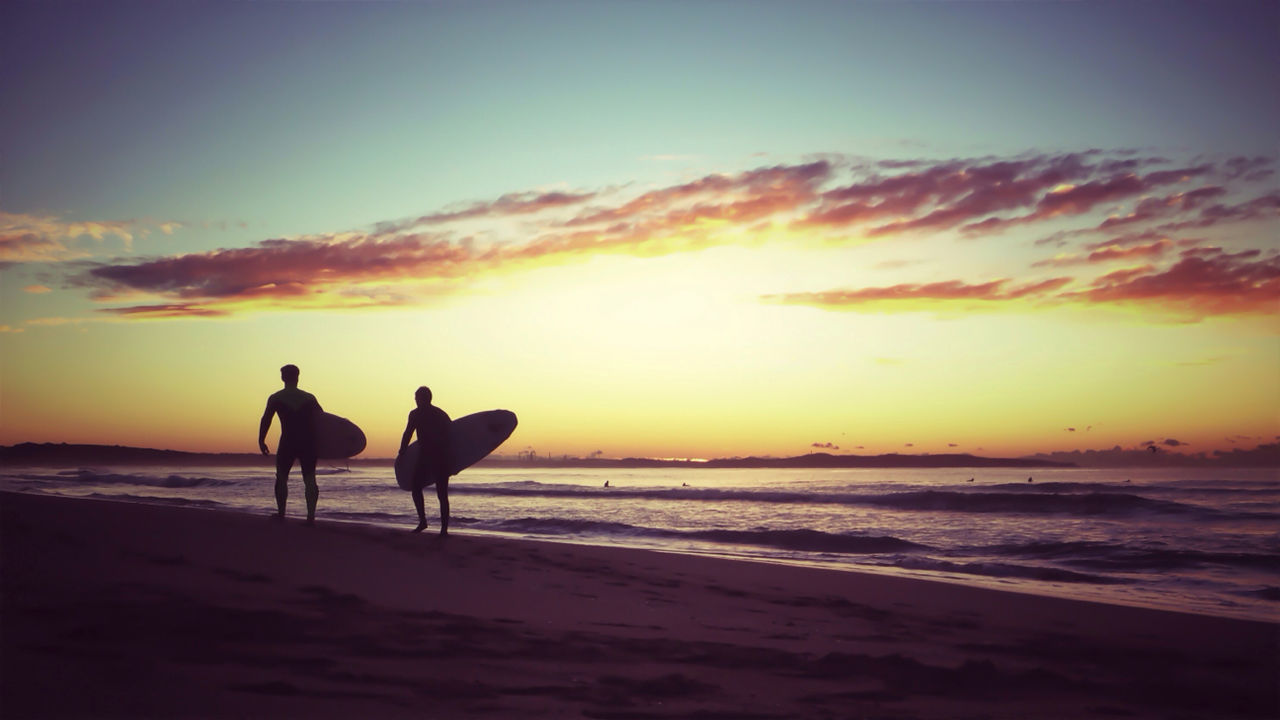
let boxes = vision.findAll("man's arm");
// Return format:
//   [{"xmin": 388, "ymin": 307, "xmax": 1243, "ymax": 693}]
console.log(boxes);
[
  {"xmin": 399, "ymin": 411, "xmax": 415, "ymax": 454},
  {"xmin": 258, "ymin": 401, "xmax": 275, "ymax": 456}
]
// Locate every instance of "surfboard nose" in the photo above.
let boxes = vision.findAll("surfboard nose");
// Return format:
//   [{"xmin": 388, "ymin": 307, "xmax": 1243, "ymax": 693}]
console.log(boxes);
[{"xmin": 488, "ymin": 410, "xmax": 517, "ymax": 433}]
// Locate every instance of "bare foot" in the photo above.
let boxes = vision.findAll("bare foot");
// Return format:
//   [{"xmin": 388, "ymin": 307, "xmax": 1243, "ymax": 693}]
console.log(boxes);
[{"xmin": 412, "ymin": 521, "xmax": 428, "ymax": 533}]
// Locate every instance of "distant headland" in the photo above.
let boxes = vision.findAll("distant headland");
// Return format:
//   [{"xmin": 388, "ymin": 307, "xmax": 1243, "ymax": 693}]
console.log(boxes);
[
  {"xmin": 2, "ymin": 442, "xmax": 1275, "ymax": 469},
  {"xmin": 0, "ymin": 443, "xmax": 1072, "ymax": 468},
  {"xmin": 487, "ymin": 452, "xmax": 1073, "ymax": 469}
]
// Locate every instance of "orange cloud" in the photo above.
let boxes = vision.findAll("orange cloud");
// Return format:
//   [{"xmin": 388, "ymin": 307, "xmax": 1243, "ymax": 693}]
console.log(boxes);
[
  {"xmin": 0, "ymin": 211, "xmax": 180, "ymax": 264},
  {"xmin": 776, "ymin": 248, "xmax": 1278, "ymax": 320},
  {"xmin": 1033, "ymin": 239, "xmax": 1174, "ymax": 267},
  {"xmin": 1087, "ymin": 240, "xmax": 1173, "ymax": 263},
  {"xmin": 764, "ymin": 277, "xmax": 1073, "ymax": 311},
  {"xmin": 378, "ymin": 190, "xmax": 599, "ymax": 233}
]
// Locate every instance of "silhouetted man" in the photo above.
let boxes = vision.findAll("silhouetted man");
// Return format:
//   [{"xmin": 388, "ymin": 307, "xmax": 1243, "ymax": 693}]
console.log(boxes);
[
  {"xmin": 399, "ymin": 386, "xmax": 453, "ymax": 535},
  {"xmin": 259, "ymin": 364, "xmax": 323, "ymax": 522}
]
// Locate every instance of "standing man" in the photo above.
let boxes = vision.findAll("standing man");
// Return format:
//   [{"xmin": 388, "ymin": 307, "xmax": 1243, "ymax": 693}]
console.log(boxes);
[
  {"xmin": 259, "ymin": 364, "xmax": 324, "ymax": 523},
  {"xmin": 399, "ymin": 386, "xmax": 453, "ymax": 535}
]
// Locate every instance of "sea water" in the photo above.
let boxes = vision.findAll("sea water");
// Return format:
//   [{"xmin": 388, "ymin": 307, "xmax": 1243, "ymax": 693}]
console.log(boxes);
[{"xmin": 2, "ymin": 463, "xmax": 1276, "ymax": 622}]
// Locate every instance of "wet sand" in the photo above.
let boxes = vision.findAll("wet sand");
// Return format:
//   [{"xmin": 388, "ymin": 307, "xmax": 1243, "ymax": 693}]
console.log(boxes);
[{"xmin": 2, "ymin": 491, "xmax": 1275, "ymax": 718}]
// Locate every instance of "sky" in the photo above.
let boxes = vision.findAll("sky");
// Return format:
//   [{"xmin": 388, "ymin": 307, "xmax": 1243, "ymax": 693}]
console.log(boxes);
[{"xmin": 1, "ymin": 0, "xmax": 1277, "ymax": 460}]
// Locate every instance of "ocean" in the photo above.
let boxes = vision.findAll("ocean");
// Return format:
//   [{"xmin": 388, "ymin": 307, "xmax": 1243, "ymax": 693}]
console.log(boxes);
[{"xmin": 2, "ymin": 462, "xmax": 1276, "ymax": 623}]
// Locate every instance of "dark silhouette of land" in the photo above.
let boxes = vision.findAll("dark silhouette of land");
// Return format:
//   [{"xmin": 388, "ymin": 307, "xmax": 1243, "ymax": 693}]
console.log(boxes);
[
  {"xmin": 1026, "ymin": 442, "xmax": 1280, "ymax": 468},
  {"xmin": 5, "ymin": 442, "xmax": 1277, "ymax": 469},
  {"xmin": 0, "ymin": 443, "xmax": 1071, "ymax": 468},
  {"xmin": 486, "ymin": 452, "xmax": 1074, "ymax": 469},
  {"xmin": 0, "ymin": 443, "xmax": 272, "ymax": 466}
]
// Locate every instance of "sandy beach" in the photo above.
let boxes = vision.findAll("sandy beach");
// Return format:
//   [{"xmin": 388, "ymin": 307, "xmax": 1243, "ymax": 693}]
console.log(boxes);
[{"xmin": 2, "ymin": 491, "xmax": 1275, "ymax": 719}]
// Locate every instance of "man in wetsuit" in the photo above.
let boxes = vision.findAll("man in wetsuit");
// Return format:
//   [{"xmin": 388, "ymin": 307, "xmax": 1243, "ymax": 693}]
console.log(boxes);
[
  {"xmin": 399, "ymin": 386, "xmax": 453, "ymax": 535},
  {"xmin": 259, "ymin": 364, "xmax": 324, "ymax": 522}
]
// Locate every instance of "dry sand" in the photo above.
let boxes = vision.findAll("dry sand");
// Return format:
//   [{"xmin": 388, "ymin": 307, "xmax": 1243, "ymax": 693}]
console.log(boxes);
[{"xmin": 2, "ymin": 491, "xmax": 1275, "ymax": 719}]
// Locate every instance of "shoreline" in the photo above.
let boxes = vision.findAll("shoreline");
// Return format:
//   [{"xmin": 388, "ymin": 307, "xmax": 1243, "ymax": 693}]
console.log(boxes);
[
  {"xmin": 0, "ymin": 442, "xmax": 1076, "ymax": 468},
  {"xmin": 7, "ymin": 441, "xmax": 1278, "ymax": 468},
  {"xmin": 3, "ymin": 491, "xmax": 1277, "ymax": 718},
  {"xmin": 7, "ymin": 468, "xmax": 1276, "ymax": 625}
]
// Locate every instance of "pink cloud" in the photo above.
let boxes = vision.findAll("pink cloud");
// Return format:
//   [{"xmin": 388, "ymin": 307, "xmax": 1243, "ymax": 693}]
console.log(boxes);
[
  {"xmin": 1035, "ymin": 239, "xmax": 1175, "ymax": 268},
  {"xmin": 767, "ymin": 245, "xmax": 1278, "ymax": 320},
  {"xmin": 62, "ymin": 151, "xmax": 1276, "ymax": 319},
  {"xmin": 1095, "ymin": 186, "xmax": 1227, "ymax": 231},
  {"xmin": 83, "ymin": 233, "xmax": 477, "ymax": 301},
  {"xmin": 1154, "ymin": 191, "xmax": 1280, "ymax": 232},
  {"xmin": 1072, "ymin": 247, "xmax": 1280, "ymax": 317},
  {"xmin": 811, "ymin": 154, "xmax": 1098, "ymax": 235},
  {"xmin": 1223, "ymin": 155, "xmax": 1275, "ymax": 182},
  {"xmin": 765, "ymin": 277, "xmax": 1072, "ymax": 308},
  {"xmin": 796, "ymin": 154, "xmax": 1235, "ymax": 239},
  {"xmin": 566, "ymin": 160, "xmax": 832, "ymax": 228},
  {"xmin": 1086, "ymin": 240, "xmax": 1173, "ymax": 263},
  {"xmin": 99, "ymin": 303, "xmax": 231, "ymax": 318},
  {"xmin": 1083, "ymin": 230, "xmax": 1175, "ymax": 251},
  {"xmin": 378, "ymin": 190, "xmax": 599, "ymax": 234},
  {"xmin": 960, "ymin": 165, "xmax": 1214, "ymax": 235}
]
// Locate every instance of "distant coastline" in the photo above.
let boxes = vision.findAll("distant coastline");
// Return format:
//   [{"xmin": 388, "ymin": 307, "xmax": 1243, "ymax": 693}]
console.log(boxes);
[
  {"xmin": 0, "ymin": 442, "xmax": 1074, "ymax": 468},
  {"xmin": 2, "ymin": 442, "xmax": 1276, "ymax": 468},
  {"xmin": 2, "ymin": 440, "xmax": 1269, "ymax": 468}
]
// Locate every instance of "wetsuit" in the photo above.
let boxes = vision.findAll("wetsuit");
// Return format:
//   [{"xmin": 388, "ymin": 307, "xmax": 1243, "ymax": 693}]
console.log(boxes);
[
  {"xmin": 407, "ymin": 404, "xmax": 453, "ymax": 489},
  {"xmin": 264, "ymin": 387, "xmax": 323, "ymax": 513}
]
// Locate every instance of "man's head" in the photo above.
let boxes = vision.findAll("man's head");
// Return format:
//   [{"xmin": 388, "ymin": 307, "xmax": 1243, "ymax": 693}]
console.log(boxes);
[
  {"xmin": 281, "ymin": 364, "xmax": 300, "ymax": 387},
  {"xmin": 415, "ymin": 386, "xmax": 432, "ymax": 407}
]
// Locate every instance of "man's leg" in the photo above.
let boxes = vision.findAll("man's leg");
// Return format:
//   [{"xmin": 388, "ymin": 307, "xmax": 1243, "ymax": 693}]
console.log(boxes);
[
  {"xmin": 411, "ymin": 487, "xmax": 427, "ymax": 532},
  {"xmin": 274, "ymin": 450, "xmax": 294, "ymax": 518},
  {"xmin": 410, "ymin": 452, "xmax": 431, "ymax": 532},
  {"xmin": 300, "ymin": 454, "xmax": 318, "ymax": 523},
  {"xmin": 436, "ymin": 475, "xmax": 450, "ymax": 536}
]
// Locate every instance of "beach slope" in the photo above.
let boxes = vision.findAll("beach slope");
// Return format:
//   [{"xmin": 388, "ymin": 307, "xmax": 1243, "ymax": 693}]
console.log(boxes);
[{"xmin": 2, "ymin": 491, "xmax": 1275, "ymax": 718}]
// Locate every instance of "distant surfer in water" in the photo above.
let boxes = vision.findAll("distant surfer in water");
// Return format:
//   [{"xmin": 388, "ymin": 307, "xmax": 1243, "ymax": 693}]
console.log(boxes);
[
  {"xmin": 400, "ymin": 386, "xmax": 454, "ymax": 535},
  {"xmin": 259, "ymin": 364, "xmax": 324, "ymax": 523}
]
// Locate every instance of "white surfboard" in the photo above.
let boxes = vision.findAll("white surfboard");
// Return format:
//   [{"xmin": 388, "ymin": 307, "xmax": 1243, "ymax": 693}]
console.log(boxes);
[{"xmin": 395, "ymin": 409, "xmax": 517, "ymax": 490}]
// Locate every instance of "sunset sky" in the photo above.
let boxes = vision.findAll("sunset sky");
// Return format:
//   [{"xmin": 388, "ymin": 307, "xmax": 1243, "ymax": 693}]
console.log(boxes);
[{"xmin": 2, "ymin": 1, "xmax": 1277, "ymax": 460}]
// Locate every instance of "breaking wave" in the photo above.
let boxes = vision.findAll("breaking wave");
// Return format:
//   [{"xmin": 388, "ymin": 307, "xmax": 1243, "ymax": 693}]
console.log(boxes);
[
  {"xmin": 488, "ymin": 516, "xmax": 927, "ymax": 554},
  {"xmin": 458, "ymin": 482, "xmax": 1248, "ymax": 519}
]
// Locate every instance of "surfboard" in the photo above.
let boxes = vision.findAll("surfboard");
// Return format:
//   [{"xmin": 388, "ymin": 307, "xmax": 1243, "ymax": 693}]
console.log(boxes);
[
  {"xmin": 395, "ymin": 409, "xmax": 517, "ymax": 490},
  {"xmin": 316, "ymin": 412, "xmax": 366, "ymax": 459}
]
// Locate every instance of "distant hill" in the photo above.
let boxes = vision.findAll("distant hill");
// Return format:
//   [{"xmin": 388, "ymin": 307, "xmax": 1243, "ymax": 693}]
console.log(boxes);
[
  {"xmin": 0, "ymin": 443, "xmax": 268, "ymax": 466},
  {"xmin": 5, "ymin": 441, "xmax": 1273, "ymax": 469},
  {"xmin": 0, "ymin": 443, "xmax": 1074, "ymax": 469},
  {"xmin": 705, "ymin": 452, "xmax": 1072, "ymax": 469},
  {"xmin": 480, "ymin": 452, "xmax": 1074, "ymax": 469}
]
